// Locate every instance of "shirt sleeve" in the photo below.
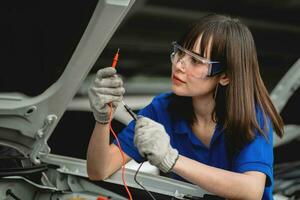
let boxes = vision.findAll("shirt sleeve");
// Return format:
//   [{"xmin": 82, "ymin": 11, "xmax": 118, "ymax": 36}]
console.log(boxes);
[
  {"xmin": 112, "ymin": 101, "xmax": 158, "ymax": 163},
  {"xmin": 232, "ymin": 112, "xmax": 274, "ymax": 187}
]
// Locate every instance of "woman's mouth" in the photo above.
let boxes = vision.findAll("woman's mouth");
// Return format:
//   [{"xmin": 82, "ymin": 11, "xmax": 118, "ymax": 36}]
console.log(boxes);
[{"xmin": 172, "ymin": 75, "xmax": 186, "ymax": 84}]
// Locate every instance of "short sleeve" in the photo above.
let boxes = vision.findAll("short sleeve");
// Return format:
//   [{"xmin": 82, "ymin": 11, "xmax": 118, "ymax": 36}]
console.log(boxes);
[
  {"xmin": 232, "ymin": 113, "xmax": 274, "ymax": 186},
  {"xmin": 112, "ymin": 101, "xmax": 158, "ymax": 163}
]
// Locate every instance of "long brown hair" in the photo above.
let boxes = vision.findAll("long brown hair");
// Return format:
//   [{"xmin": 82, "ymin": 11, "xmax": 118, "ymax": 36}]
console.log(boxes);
[{"xmin": 169, "ymin": 13, "xmax": 284, "ymax": 151}]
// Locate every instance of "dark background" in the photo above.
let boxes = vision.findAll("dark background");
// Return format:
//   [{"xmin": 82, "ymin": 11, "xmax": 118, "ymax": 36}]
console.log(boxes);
[{"xmin": 1, "ymin": 0, "xmax": 299, "ymax": 93}]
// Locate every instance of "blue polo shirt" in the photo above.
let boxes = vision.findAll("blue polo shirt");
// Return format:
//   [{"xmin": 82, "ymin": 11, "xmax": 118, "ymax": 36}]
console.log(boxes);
[{"xmin": 114, "ymin": 92, "xmax": 274, "ymax": 200}]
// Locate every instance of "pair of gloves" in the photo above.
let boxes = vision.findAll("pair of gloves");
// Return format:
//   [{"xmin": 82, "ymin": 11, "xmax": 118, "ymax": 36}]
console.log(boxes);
[{"xmin": 88, "ymin": 67, "xmax": 179, "ymax": 172}]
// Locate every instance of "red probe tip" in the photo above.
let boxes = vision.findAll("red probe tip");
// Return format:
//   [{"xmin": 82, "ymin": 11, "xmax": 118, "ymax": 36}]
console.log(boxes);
[{"xmin": 112, "ymin": 48, "xmax": 120, "ymax": 68}]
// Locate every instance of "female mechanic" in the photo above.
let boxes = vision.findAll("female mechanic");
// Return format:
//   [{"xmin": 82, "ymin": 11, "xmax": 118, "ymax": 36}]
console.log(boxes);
[{"xmin": 87, "ymin": 14, "xmax": 284, "ymax": 200}]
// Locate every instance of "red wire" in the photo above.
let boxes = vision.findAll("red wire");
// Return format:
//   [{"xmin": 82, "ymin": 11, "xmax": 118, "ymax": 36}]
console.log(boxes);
[
  {"xmin": 98, "ymin": 49, "xmax": 133, "ymax": 199},
  {"xmin": 108, "ymin": 103, "xmax": 133, "ymax": 200}
]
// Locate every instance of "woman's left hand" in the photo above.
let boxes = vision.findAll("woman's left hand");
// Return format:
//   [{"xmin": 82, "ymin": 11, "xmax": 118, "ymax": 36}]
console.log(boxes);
[{"xmin": 134, "ymin": 117, "xmax": 179, "ymax": 173}]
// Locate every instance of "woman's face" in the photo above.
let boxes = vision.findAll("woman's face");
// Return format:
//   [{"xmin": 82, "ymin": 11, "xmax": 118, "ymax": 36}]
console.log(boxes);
[{"xmin": 171, "ymin": 36, "xmax": 220, "ymax": 98}]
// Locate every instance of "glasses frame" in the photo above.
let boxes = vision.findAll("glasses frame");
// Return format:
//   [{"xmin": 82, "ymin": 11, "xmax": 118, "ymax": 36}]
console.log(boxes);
[{"xmin": 171, "ymin": 41, "xmax": 224, "ymax": 77}]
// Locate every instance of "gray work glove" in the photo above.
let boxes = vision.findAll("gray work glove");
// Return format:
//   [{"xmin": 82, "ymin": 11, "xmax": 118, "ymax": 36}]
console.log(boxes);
[
  {"xmin": 88, "ymin": 67, "xmax": 125, "ymax": 124},
  {"xmin": 134, "ymin": 117, "xmax": 179, "ymax": 173}
]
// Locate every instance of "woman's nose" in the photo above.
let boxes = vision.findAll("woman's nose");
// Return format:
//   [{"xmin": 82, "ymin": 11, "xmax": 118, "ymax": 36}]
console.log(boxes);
[{"xmin": 174, "ymin": 57, "xmax": 186, "ymax": 72}]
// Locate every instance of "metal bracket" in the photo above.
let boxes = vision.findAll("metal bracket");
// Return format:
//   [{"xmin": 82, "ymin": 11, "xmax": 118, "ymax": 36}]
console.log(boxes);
[
  {"xmin": 271, "ymin": 58, "xmax": 300, "ymax": 112},
  {"xmin": 30, "ymin": 114, "xmax": 57, "ymax": 164}
]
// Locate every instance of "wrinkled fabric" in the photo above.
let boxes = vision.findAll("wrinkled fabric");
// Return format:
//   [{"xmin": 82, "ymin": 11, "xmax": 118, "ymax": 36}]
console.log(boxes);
[{"xmin": 114, "ymin": 92, "xmax": 274, "ymax": 200}]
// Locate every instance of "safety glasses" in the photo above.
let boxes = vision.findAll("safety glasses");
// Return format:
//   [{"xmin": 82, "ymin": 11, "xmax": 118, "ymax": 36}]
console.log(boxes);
[{"xmin": 170, "ymin": 41, "xmax": 224, "ymax": 78}]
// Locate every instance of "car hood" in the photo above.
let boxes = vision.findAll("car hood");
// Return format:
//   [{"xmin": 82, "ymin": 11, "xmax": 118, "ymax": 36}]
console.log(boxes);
[{"xmin": 0, "ymin": 0, "xmax": 135, "ymax": 164}]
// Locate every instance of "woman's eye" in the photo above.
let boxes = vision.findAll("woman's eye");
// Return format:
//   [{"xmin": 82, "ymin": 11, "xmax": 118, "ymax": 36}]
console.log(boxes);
[
  {"xmin": 177, "ymin": 50, "xmax": 185, "ymax": 57},
  {"xmin": 191, "ymin": 57, "xmax": 203, "ymax": 65}
]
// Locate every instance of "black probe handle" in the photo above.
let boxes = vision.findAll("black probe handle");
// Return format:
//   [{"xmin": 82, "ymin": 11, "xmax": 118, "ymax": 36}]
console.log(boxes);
[{"xmin": 124, "ymin": 104, "xmax": 138, "ymax": 121}]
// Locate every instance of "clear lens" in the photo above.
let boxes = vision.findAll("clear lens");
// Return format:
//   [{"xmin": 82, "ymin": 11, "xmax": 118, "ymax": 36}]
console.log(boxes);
[{"xmin": 171, "ymin": 44, "xmax": 211, "ymax": 79}]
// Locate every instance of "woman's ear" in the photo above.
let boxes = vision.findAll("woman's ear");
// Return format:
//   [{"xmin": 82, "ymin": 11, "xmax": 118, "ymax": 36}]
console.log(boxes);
[{"xmin": 219, "ymin": 73, "xmax": 229, "ymax": 86}]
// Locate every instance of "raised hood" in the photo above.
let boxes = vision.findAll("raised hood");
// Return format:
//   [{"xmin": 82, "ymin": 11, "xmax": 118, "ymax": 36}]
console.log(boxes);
[{"xmin": 0, "ymin": 0, "xmax": 135, "ymax": 164}]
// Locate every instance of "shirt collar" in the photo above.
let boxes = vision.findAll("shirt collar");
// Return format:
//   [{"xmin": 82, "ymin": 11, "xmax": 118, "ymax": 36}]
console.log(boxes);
[{"xmin": 174, "ymin": 119, "xmax": 223, "ymax": 147}]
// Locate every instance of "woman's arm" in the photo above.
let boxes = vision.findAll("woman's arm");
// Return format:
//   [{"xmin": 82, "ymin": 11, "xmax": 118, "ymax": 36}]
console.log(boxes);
[
  {"xmin": 87, "ymin": 67, "xmax": 130, "ymax": 180},
  {"xmin": 173, "ymin": 155, "xmax": 266, "ymax": 200},
  {"xmin": 134, "ymin": 117, "xmax": 267, "ymax": 200},
  {"xmin": 87, "ymin": 122, "xmax": 132, "ymax": 180}
]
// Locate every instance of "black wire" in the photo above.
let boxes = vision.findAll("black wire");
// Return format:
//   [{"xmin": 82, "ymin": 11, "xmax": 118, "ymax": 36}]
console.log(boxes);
[
  {"xmin": 6, "ymin": 189, "xmax": 21, "ymax": 200},
  {"xmin": 122, "ymin": 102, "xmax": 156, "ymax": 199},
  {"xmin": 134, "ymin": 161, "xmax": 157, "ymax": 200}
]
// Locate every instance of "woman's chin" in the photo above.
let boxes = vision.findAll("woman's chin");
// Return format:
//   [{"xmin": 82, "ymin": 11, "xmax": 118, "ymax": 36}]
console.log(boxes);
[{"xmin": 172, "ymin": 85, "xmax": 187, "ymax": 96}]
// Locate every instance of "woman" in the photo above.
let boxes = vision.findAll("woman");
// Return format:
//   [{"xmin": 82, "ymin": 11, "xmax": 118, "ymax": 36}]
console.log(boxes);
[{"xmin": 87, "ymin": 14, "xmax": 284, "ymax": 200}]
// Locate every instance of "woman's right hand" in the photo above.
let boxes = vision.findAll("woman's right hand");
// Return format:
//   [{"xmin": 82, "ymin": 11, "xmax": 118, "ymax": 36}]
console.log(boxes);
[{"xmin": 88, "ymin": 67, "xmax": 125, "ymax": 124}]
